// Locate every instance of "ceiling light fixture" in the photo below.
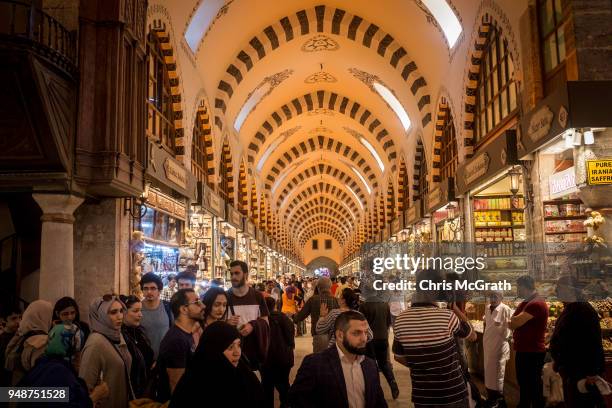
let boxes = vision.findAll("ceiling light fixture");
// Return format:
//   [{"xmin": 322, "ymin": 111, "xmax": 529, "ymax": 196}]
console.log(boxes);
[
  {"xmin": 372, "ymin": 82, "xmax": 411, "ymax": 131},
  {"xmin": 360, "ymin": 137, "xmax": 385, "ymax": 172},
  {"xmin": 420, "ymin": 0, "xmax": 463, "ymax": 48}
]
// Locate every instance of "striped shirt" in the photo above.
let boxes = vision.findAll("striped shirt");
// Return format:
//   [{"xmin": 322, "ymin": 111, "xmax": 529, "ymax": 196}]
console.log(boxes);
[{"xmin": 393, "ymin": 304, "xmax": 472, "ymax": 406}]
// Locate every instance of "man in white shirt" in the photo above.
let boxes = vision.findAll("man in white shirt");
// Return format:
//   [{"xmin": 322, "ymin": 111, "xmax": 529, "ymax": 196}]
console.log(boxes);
[
  {"xmin": 483, "ymin": 290, "xmax": 513, "ymax": 406},
  {"xmin": 289, "ymin": 311, "xmax": 387, "ymax": 408}
]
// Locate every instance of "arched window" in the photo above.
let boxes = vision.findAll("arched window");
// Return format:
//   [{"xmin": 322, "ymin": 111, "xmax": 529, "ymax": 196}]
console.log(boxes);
[
  {"xmin": 418, "ymin": 156, "xmax": 429, "ymax": 201},
  {"xmin": 474, "ymin": 23, "xmax": 518, "ymax": 144},
  {"xmin": 440, "ymin": 111, "xmax": 458, "ymax": 180},
  {"xmin": 147, "ymin": 31, "xmax": 175, "ymax": 152},
  {"xmin": 218, "ymin": 158, "xmax": 230, "ymax": 202},
  {"xmin": 191, "ymin": 114, "xmax": 210, "ymax": 186}
]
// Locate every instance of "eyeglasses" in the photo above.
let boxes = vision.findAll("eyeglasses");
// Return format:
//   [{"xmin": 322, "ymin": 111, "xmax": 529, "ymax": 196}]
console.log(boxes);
[
  {"xmin": 97, "ymin": 294, "xmax": 119, "ymax": 312},
  {"xmin": 185, "ymin": 300, "xmax": 203, "ymax": 307}
]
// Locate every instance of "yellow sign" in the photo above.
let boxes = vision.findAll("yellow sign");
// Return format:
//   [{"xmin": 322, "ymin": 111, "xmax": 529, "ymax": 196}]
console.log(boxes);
[{"xmin": 587, "ymin": 160, "xmax": 612, "ymax": 185}]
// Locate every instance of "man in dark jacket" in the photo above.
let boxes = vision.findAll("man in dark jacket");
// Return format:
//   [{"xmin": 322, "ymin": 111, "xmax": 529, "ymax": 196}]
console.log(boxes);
[
  {"xmin": 550, "ymin": 276, "xmax": 606, "ymax": 407},
  {"xmin": 262, "ymin": 296, "xmax": 294, "ymax": 408},
  {"xmin": 289, "ymin": 310, "xmax": 388, "ymax": 408}
]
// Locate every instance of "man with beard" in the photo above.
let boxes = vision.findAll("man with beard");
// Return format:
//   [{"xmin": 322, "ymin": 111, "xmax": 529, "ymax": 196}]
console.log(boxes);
[
  {"xmin": 226, "ymin": 260, "xmax": 270, "ymax": 369},
  {"xmin": 289, "ymin": 311, "xmax": 388, "ymax": 408},
  {"xmin": 157, "ymin": 289, "xmax": 205, "ymax": 401}
]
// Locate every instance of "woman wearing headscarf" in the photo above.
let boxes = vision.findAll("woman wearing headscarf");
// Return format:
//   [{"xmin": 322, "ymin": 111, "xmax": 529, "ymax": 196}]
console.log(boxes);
[
  {"xmin": 169, "ymin": 321, "xmax": 264, "ymax": 408},
  {"xmin": 119, "ymin": 295, "xmax": 154, "ymax": 399},
  {"xmin": 5, "ymin": 300, "xmax": 53, "ymax": 385},
  {"xmin": 18, "ymin": 323, "xmax": 109, "ymax": 407},
  {"xmin": 79, "ymin": 295, "xmax": 134, "ymax": 408},
  {"xmin": 53, "ymin": 297, "xmax": 91, "ymax": 342},
  {"xmin": 317, "ymin": 288, "xmax": 373, "ymax": 347}
]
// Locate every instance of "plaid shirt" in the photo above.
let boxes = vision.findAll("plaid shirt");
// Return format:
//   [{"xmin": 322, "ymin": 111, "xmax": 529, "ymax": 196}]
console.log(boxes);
[{"xmin": 160, "ymin": 286, "xmax": 177, "ymax": 302}]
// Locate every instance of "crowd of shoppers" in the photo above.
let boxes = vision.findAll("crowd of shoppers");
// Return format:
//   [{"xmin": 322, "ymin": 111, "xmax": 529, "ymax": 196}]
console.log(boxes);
[{"xmin": 1, "ymin": 265, "xmax": 609, "ymax": 407}]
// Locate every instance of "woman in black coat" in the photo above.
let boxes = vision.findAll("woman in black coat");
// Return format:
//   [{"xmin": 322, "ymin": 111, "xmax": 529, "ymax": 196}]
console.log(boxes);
[
  {"xmin": 120, "ymin": 295, "xmax": 154, "ymax": 398},
  {"xmin": 170, "ymin": 321, "xmax": 264, "ymax": 408}
]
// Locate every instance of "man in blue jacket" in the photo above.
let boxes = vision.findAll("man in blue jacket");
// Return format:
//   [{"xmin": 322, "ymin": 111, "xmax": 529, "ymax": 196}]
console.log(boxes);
[{"xmin": 289, "ymin": 310, "xmax": 388, "ymax": 408}]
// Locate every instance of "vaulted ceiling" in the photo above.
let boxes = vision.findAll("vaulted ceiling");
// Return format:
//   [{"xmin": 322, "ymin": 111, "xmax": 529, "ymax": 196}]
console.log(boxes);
[{"xmin": 165, "ymin": 0, "xmax": 471, "ymax": 260}]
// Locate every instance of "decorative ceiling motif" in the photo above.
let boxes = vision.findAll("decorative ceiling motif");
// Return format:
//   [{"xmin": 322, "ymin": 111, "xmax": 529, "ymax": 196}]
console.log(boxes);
[
  {"xmin": 304, "ymin": 71, "xmax": 338, "ymax": 84},
  {"xmin": 348, "ymin": 67, "xmax": 381, "ymax": 91},
  {"xmin": 202, "ymin": 0, "xmax": 236, "ymax": 42},
  {"xmin": 308, "ymin": 126, "xmax": 333, "ymax": 134},
  {"xmin": 342, "ymin": 126, "xmax": 364, "ymax": 140},
  {"xmin": 306, "ymin": 108, "xmax": 335, "ymax": 116},
  {"xmin": 301, "ymin": 34, "xmax": 340, "ymax": 52}
]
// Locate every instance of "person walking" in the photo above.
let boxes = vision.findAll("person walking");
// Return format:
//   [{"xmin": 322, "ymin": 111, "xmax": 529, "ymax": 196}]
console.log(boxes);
[
  {"xmin": 169, "ymin": 321, "xmax": 264, "ymax": 408},
  {"xmin": 550, "ymin": 276, "xmax": 606, "ymax": 407},
  {"xmin": 0, "ymin": 306, "xmax": 21, "ymax": 386},
  {"xmin": 289, "ymin": 310, "xmax": 388, "ymax": 408},
  {"xmin": 509, "ymin": 275, "xmax": 549, "ymax": 408},
  {"xmin": 79, "ymin": 295, "xmax": 134, "ymax": 408},
  {"xmin": 261, "ymin": 296, "xmax": 294, "ymax": 408},
  {"xmin": 157, "ymin": 288, "xmax": 204, "ymax": 402},
  {"xmin": 201, "ymin": 286, "xmax": 228, "ymax": 330},
  {"xmin": 317, "ymin": 287, "xmax": 372, "ymax": 348},
  {"xmin": 120, "ymin": 294, "xmax": 154, "ymax": 399},
  {"xmin": 226, "ymin": 260, "xmax": 270, "ymax": 370},
  {"xmin": 393, "ymin": 269, "xmax": 473, "ymax": 408},
  {"xmin": 483, "ymin": 291, "xmax": 513, "ymax": 407},
  {"xmin": 293, "ymin": 277, "xmax": 339, "ymax": 353},
  {"xmin": 140, "ymin": 272, "xmax": 173, "ymax": 358},
  {"xmin": 360, "ymin": 291, "xmax": 400, "ymax": 399}
]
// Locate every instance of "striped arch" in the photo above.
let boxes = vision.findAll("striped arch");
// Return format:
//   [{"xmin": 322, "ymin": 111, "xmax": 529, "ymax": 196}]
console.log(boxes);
[
  {"xmin": 386, "ymin": 178, "xmax": 395, "ymax": 222},
  {"xmin": 218, "ymin": 140, "xmax": 235, "ymax": 204},
  {"xmin": 377, "ymin": 192, "xmax": 386, "ymax": 231},
  {"xmin": 412, "ymin": 138, "xmax": 425, "ymax": 201},
  {"xmin": 250, "ymin": 90, "xmax": 397, "ymax": 173},
  {"xmin": 250, "ymin": 183, "xmax": 259, "ymax": 223},
  {"xmin": 263, "ymin": 134, "xmax": 378, "ymax": 190},
  {"xmin": 238, "ymin": 161, "xmax": 248, "ymax": 215},
  {"xmin": 275, "ymin": 164, "xmax": 367, "ymax": 209},
  {"xmin": 283, "ymin": 184, "xmax": 361, "ymax": 218},
  {"xmin": 298, "ymin": 224, "xmax": 346, "ymax": 246},
  {"xmin": 214, "ymin": 5, "xmax": 431, "ymax": 133},
  {"xmin": 191, "ymin": 100, "xmax": 215, "ymax": 186},
  {"xmin": 148, "ymin": 28, "xmax": 185, "ymax": 161},
  {"xmin": 294, "ymin": 216, "xmax": 350, "ymax": 238},
  {"xmin": 397, "ymin": 157, "xmax": 409, "ymax": 213},
  {"xmin": 287, "ymin": 196, "xmax": 356, "ymax": 226},
  {"xmin": 258, "ymin": 193, "xmax": 267, "ymax": 230},
  {"xmin": 432, "ymin": 98, "xmax": 451, "ymax": 183},
  {"xmin": 290, "ymin": 206, "xmax": 354, "ymax": 236},
  {"xmin": 463, "ymin": 18, "xmax": 492, "ymax": 159}
]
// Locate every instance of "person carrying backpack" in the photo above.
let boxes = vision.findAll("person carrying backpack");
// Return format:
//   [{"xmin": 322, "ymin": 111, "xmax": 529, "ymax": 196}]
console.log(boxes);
[{"xmin": 5, "ymin": 300, "xmax": 53, "ymax": 385}]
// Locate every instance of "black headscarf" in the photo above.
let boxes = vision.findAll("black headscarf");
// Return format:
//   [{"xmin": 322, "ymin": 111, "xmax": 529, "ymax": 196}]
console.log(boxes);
[{"xmin": 170, "ymin": 322, "xmax": 264, "ymax": 408}]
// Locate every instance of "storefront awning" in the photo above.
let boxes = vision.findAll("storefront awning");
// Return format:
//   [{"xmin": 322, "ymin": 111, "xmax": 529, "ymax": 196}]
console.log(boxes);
[
  {"xmin": 426, "ymin": 177, "xmax": 455, "ymax": 214},
  {"xmin": 405, "ymin": 201, "xmax": 421, "ymax": 225},
  {"xmin": 519, "ymin": 81, "xmax": 612, "ymax": 158},
  {"xmin": 225, "ymin": 203, "xmax": 243, "ymax": 230},
  {"xmin": 197, "ymin": 182, "xmax": 225, "ymax": 218},
  {"xmin": 146, "ymin": 140, "xmax": 197, "ymax": 201},
  {"xmin": 455, "ymin": 130, "xmax": 518, "ymax": 196}
]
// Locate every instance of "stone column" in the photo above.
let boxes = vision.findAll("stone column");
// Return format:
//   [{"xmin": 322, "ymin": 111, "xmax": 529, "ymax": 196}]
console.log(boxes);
[{"xmin": 32, "ymin": 193, "xmax": 84, "ymax": 302}]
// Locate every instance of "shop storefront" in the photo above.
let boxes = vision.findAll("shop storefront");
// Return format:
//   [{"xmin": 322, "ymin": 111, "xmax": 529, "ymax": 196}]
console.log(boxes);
[
  {"xmin": 427, "ymin": 178, "xmax": 462, "ymax": 252},
  {"xmin": 224, "ymin": 203, "xmax": 244, "ymax": 263},
  {"xmin": 132, "ymin": 140, "xmax": 196, "ymax": 294},
  {"xmin": 243, "ymin": 219, "xmax": 258, "ymax": 276},
  {"xmin": 456, "ymin": 130, "xmax": 527, "ymax": 287},
  {"xmin": 190, "ymin": 182, "xmax": 225, "ymax": 281},
  {"xmin": 407, "ymin": 200, "xmax": 431, "ymax": 243}
]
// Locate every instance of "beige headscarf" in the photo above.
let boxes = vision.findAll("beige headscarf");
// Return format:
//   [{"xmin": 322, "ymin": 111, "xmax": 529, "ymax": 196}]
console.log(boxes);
[{"xmin": 17, "ymin": 300, "xmax": 53, "ymax": 336}]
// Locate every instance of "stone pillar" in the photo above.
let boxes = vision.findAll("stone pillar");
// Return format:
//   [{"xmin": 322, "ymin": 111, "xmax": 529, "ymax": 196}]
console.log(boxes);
[{"xmin": 32, "ymin": 193, "xmax": 84, "ymax": 302}]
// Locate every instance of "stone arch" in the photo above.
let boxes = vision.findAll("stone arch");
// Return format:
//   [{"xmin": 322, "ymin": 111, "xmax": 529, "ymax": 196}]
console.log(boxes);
[
  {"xmin": 238, "ymin": 160, "xmax": 248, "ymax": 214},
  {"xmin": 397, "ymin": 156, "xmax": 410, "ymax": 213},
  {"xmin": 431, "ymin": 96, "xmax": 459, "ymax": 183},
  {"xmin": 219, "ymin": 139, "xmax": 234, "ymax": 204},
  {"xmin": 191, "ymin": 99, "xmax": 215, "ymax": 186},
  {"xmin": 386, "ymin": 177, "xmax": 395, "ymax": 222},
  {"xmin": 249, "ymin": 90, "xmax": 397, "ymax": 173},
  {"xmin": 147, "ymin": 25, "xmax": 185, "ymax": 161},
  {"xmin": 263, "ymin": 134, "xmax": 378, "ymax": 190},
  {"xmin": 288, "ymin": 196, "xmax": 356, "ymax": 225},
  {"xmin": 412, "ymin": 136, "xmax": 426, "ymax": 201},
  {"xmin": 284, "ymin": 184, "xmax": 361, "ymax": 217},
  {"xmin": 213, "ymin": 5, "xmax": 432, "ymax": 133},
  {"xmin": 295, "ymin": 216, "xmax": 350, "ymax": 238},
  {"xmin": 275, "ymin": 165, "xmax": 367, "ymax": 209},
  {"xmin": 462, "ymin": 5, "xmax": 521, "ymax": 158},
  {"xmin": 298, "ymin": 224, "xmax": 346, "ymax": 246},
  {"xmin": 291, "ymin": 207, "xmax": 353, "ymax": 236}
]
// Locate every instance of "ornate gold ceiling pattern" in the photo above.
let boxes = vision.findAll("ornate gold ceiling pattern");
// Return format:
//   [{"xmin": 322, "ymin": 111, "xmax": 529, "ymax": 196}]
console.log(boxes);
[
  {"xmin": 213, "ymin": 5, "xmax": 431, "ymax": 133},
  {"xmin": 247, "ymin": 90, "xmax": 397, "ymax": 173}
]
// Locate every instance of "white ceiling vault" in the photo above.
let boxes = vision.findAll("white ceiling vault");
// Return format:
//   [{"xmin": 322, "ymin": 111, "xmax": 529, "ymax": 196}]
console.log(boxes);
[{"xmin": 148, "ymin": 0, "xmax": 526, "ymax": 260}]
